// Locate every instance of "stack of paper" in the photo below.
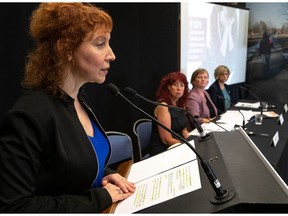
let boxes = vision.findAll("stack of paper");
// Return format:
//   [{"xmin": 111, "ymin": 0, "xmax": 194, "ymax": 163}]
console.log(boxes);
[{"xmin": 114, "ymin": 142, "xmax": 202, "ymax": 213}]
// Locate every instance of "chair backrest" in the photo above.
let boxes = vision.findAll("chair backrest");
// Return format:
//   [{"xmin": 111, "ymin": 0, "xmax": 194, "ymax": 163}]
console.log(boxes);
[
  {"xmin": 106, "ymin": 131, "xmax": 133, "ymax": 166},
  {"xmin": 133, "ymin": 119, "xmax": 152, "ymax": 161}
]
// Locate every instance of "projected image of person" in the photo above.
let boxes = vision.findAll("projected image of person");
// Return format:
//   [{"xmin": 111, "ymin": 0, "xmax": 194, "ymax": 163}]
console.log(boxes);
[
  {"xmin": 208, "ymin": 65, "xmax": 232, "ymax": 115},
  {"xmin": 149, "ymin": 72, "xmax": 191, "ymax": 156},
  {"xmin": 186, "ymin": 68, "xmax": 218, "ymax": 124},
  {"xmin": 259, "ymin": 31, "xmax": 273, "ymax": 75},
  {"xmin": 182, "ymin": 3, "xmax": 248, "ymax": 90}
]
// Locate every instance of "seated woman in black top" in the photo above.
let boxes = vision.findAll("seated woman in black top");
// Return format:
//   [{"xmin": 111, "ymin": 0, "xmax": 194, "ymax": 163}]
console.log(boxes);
[
  {"xmin": 208, "ymin": 65, "xmax": 232, "ymax": 115},
  {"xmin": 149, "ymin": 72, "xmax": 191, "ymax": 156}
]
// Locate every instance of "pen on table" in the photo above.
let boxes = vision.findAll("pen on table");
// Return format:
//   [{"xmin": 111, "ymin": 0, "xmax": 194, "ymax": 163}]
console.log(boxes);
[{"xmin": 247, "ymin": 131, "xmax": 270, "ymax": 136}]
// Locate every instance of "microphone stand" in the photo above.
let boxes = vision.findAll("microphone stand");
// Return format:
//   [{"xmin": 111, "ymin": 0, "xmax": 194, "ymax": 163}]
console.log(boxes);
[
  {"xmin": 217, "ymin": 95, "xmax": 270, "ymax": 137},
  {"xmin": 107, "ymin": 83, "xmax": 236, "ymax": 204},
  {"xmin": 124, "ymin": 87, "xmax": 211, "ymax": 141},
  {"xmin": 244, "ymin": 84, "xmax": 276, "ymax": 108},
  {"xmin": 240, "ymin": 86, "xmax": 267, "ymax": 118}
]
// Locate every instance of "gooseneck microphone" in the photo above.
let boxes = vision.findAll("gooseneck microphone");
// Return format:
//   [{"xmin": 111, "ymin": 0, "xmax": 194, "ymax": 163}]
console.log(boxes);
[
  {"xmin": 244, "ymin": 84, "xmax": 276, "ymax": 108},
  {"xmin": 216, "ymin": 93, "xmax": 270, "ymax": 136},
  {"xmin": 124, "ymin": 87, "xmax": 211, "ymax": 141},
  {"xmin": 107, "ymin": 83, "xmax": 236, "ymax": 204},
  {"xmin": 239, "ymin": 86, "xmax": 266, "ymax": 117}
]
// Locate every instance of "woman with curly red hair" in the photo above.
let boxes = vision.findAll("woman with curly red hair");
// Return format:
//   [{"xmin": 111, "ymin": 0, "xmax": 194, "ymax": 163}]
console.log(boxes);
[
  {"xmin": 0, "ymin": 3, "xmax": 135, "ymax": 213},
  {"xmin": 149, "ymin": 72, "xmax": 191, "ymax": 156}
]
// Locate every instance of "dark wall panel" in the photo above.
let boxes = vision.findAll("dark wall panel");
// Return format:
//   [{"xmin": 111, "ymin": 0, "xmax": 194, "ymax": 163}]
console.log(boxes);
[{"xmin": 0, "ymin": 3, "xmax": 180, "ymax": 143}]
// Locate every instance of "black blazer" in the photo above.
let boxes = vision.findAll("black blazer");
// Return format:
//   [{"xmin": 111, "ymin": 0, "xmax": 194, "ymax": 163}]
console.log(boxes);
[
  {"xmin": 208, "ymin": 81, "xmax": 232, "ymax": 115},
  {"xmin": 0, "ymin": 87, "xmax": 115, "ymax": 212}
]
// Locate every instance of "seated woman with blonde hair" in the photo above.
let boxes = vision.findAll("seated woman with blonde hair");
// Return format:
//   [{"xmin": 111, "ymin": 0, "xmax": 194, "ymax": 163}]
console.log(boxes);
[{"xmin": 208, "ymin": 65, "xmax": 232, "ymax": 115}]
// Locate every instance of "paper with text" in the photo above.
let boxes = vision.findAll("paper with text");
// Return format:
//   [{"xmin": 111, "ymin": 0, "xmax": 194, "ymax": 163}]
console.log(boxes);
[
  {"xmin": 128, "ymin": 141, "xmax": 197, "ymax": 183},
  {"xmin": 114, "ymin": 160, "xmax": 201, "ymax": 214},
  {"xmin": 235, "ymin": 101, "xmax": 260, "ymax": 109}
]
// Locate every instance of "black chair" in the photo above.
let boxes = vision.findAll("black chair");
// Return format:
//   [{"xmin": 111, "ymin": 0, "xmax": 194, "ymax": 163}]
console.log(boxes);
[
  {"xmin": 133, "ymin": 119, "xmax": 152, "ymax": 162},
  {"xmin": 106, "ymin": 131, "xmax": 133, "ymax": 169}
]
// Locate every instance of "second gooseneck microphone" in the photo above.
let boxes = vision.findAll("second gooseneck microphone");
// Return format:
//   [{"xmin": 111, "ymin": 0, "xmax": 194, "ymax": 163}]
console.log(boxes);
[
  {"xmin": 240, "ymin": 86, "xmax": 267, "ymax": 117},
  {"xmin": 124, "ymin": 86, "xmax": 211, "ymax": 141}
]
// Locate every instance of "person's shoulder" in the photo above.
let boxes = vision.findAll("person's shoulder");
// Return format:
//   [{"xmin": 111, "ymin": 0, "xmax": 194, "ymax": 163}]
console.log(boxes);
[
  {"xmin": 155, "ymin": 102, "xmax": 170, "ymax": 117},
  {"xmin": 2, "ymin": 89, "xmax": 55, "ymax": 126},
  {"xmin": 208, "ymin": 81, "xmax": 218, "ymax": 90},
  {"xmin": 190, "ymin": 88, "xmax": 200, "ymax": 94},
  {"xmin": 13, "ymin": 89, "xmax": 48, "ymax": 106},
  {"xmin": 211, "ymin": 80, "xmax": 218, "ymax": 85},
  {"xmin": 188, "ymin": 88, "xmax": 200, "ymax": 100},
  {"xmin": 10, "ymin": 89, "xmax": 64, "ymax": 117},
  {"xmin": 159, "ymin": 101, "xmax": 168, "ymax": 105},
  {"xmin": 204, "ymin": 90, "xmax": 212, "ymax": 98},
  {"xmin": 155, "ymin": 101, "xmax": 169, "ymax": 111}
]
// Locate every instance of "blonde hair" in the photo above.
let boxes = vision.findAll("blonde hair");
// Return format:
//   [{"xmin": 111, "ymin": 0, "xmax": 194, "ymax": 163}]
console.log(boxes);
[
  {"xmin": 214, "ymin": 65, "xmax": 230, "ymax": 80},
  {"xmin": 22, "ymin": 3, "xmax": 113, "ymax": 95}
]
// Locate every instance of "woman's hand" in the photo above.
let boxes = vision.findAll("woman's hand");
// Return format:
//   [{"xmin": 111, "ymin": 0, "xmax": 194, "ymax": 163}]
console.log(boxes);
[
  {"xmin": 103, "ymin": 183, "xmax": 132, "ymax": 203},
  {"xmin": 202, "ymin": 118, "xmax": 211, "ymax": 123},
  {"xmin": 202, "ymin": 117, "xmax": 216, "ymax": 123},
  {"xmin": 102, "ymin": 173, "xmax": 136, "ymax": 202}
]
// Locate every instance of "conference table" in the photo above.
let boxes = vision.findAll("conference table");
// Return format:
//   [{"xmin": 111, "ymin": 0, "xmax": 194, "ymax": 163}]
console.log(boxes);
[
  {"xmin": 102, "ymin": 100, "xmax": 288, "ymax": 213},
  {"xmin": 233, "ymin": 100, "xmax": 288, "ymax": 185}
]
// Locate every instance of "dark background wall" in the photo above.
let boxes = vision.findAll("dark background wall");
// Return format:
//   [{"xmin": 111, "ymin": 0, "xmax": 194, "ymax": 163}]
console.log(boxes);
[
  {"xmin": 0, "ymin": 3, "xmax": 180, "ymax": 143},
  {"xmin": 5, "ymin": 3, "xmax": 282, "ymax": 146},
  {"xmin": 0, "ymin": 3, "xmax": 35, "ymax": 122}
]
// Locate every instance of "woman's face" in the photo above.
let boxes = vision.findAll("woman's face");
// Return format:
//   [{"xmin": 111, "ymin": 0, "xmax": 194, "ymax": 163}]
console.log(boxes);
[
  {"xmin": 193, "ymin": 72, "xmax": 209, "ymax": 89},
  {"xmin": 218, "ymin": 71, "xmax": 229, "ymax": 83},
  {"xmin": 168, "ymin": 81, "xmax": 185, "ymax": 101},
  {"xmin": 73, "ymin": 30, "xmax": 116, "ymax": 84}
]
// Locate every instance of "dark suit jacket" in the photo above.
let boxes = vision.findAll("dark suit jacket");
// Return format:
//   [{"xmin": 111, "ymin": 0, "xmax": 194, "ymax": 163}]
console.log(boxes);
[
  {"xmin": 0, "ymin": 88, "xmax": 115, "ymax": 213},
  {"xmin": 208, "ymin": 80, "xmax": 232, "ymax": 115}
]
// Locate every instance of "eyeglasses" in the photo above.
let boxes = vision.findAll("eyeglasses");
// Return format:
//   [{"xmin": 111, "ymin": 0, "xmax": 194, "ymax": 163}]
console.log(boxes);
[{"xmin": 220, "ymin": 73, "xmax": 229, "ymax": 76}]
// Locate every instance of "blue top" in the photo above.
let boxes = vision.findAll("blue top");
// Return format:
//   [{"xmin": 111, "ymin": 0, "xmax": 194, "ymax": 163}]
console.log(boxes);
[
  {"xmin": 222, "ymin": 88, "xmax": 231, "ymax": 110},
  {"xmin": 88, "ymin": 118, "xmax": 110, "ymax": 188}
]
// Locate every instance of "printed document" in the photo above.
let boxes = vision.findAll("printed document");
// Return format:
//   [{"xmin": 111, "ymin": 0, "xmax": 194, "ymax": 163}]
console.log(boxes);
[
  {"xmin": 234, "ymin": 101, "xmax": 260, "ymax": 109},
  {"xmin": 114, "ymin": 142, "xmax": 202, "ymax": 214}
]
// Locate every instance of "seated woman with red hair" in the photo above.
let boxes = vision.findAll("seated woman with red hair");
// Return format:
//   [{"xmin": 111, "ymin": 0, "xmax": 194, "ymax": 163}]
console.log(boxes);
[{"xmin": 149, "ymin": 72, "xmax": 191, "ymax": 156}]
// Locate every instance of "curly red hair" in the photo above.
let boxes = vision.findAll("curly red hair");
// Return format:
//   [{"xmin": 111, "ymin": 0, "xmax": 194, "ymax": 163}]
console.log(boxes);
[
  {"xmin": 22, "ymin": 3, "xmax": 113, "ymax": 95},
  {"xmin": 156, "ymin": 72, "xmax": 189, "ymax": 108}
]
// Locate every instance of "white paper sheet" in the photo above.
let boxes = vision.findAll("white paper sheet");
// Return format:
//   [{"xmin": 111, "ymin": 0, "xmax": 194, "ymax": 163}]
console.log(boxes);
[
  {"xmin": 114, "ymin": 160, "xmax": 201, "ymax": 214},
  {"xmin": 234, "ymin": 101, "xmax": 260, "ymax": 109},
  {"xmin": 128, "ymin": 141, "xmax": 197, "ymax": 183},
  {"xmin": 114, "ymin": 142, "xmax": 202, "ymax": 213},
  {"xmin": 217, "ymin": 109, "xmax": 255, "ymax": 127}
]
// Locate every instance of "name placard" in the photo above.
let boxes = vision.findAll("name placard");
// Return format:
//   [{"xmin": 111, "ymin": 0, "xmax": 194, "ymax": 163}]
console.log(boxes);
[
  {"xmin": 270, "ymin": 131, "xmax": 279, "ymax": 147},
  {"xmin": 284, "ymin": 104, "xmax": 288, "ymax": 113},
  {"xmin": 278, "ymin": 114, "xmax": 284, "ymax": 125}
]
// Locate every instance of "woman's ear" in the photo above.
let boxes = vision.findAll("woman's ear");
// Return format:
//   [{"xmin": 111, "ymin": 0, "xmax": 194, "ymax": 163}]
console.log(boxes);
[
  {"xmin": 68, "ymin": 51, "xmax": 72, "ymax": 61},
  {"xmin": 57, "ymin": 39, "xmax": 72, "ymax": 61}
]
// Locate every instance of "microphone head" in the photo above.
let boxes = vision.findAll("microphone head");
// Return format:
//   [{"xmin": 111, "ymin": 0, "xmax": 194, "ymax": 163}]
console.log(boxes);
[
  {"xmin": 239, "ymin": 86, "xmax": 245, "ymax": 90},
  {"xmin": 107, "ymin": 83, "xmax": 120, "ymax": 96},
  {"xmin": 124, "ymin": 87, "xmax": 137, "ymax": 97}
]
